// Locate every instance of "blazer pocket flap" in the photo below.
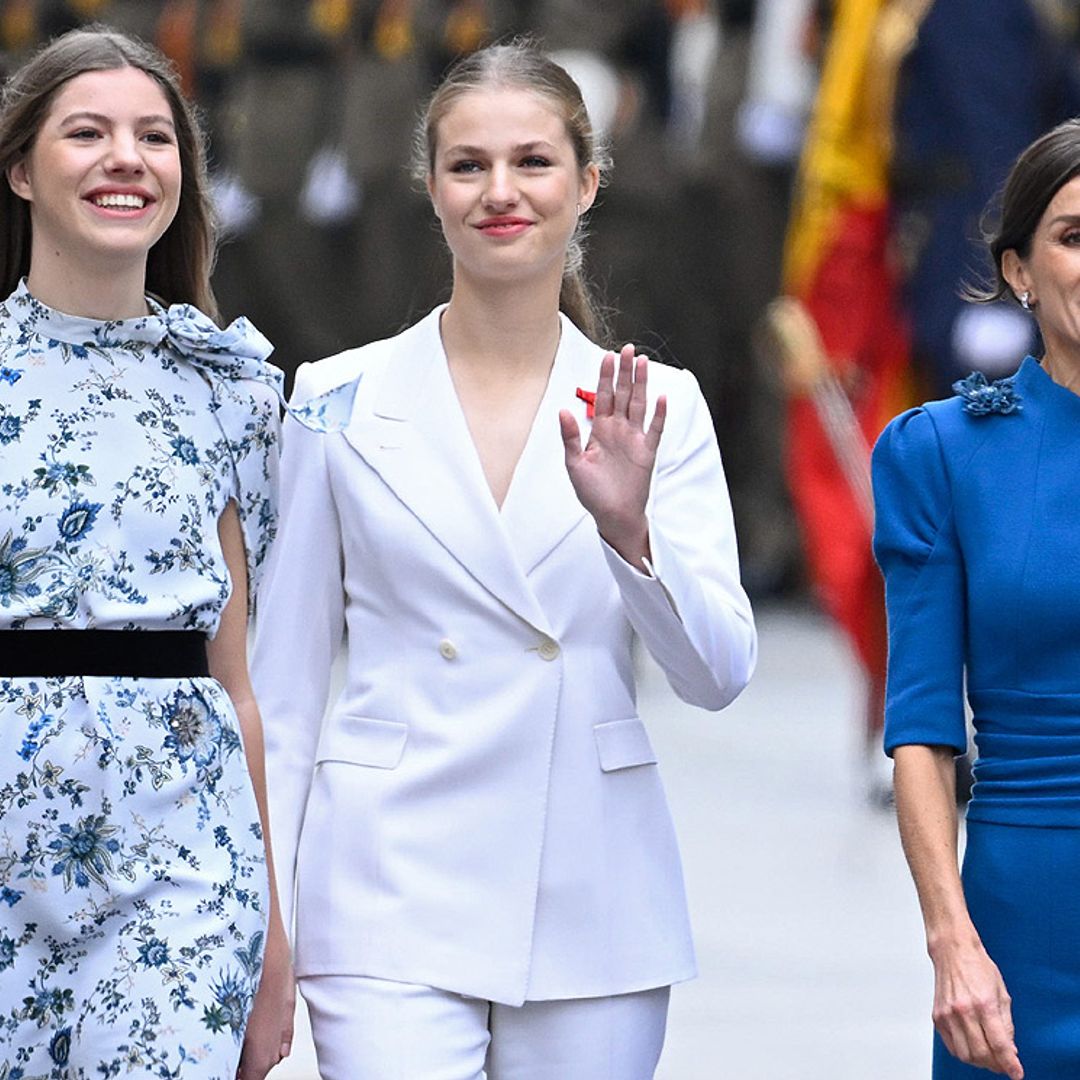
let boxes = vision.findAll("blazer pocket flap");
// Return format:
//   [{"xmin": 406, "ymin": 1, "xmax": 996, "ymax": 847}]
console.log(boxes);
[
  {"xmin": 316, "ymin": 716, "xmax": 408, "ymax": 769},
  {"xmin": 593, "ymin": 718, "xmax": 658, "ymax": 772}
]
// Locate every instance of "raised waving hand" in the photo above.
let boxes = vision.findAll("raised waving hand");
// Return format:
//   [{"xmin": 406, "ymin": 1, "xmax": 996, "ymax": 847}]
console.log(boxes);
[{"xmin": 559, "ymin": 343, "xmax": 667, "ymax": 570}]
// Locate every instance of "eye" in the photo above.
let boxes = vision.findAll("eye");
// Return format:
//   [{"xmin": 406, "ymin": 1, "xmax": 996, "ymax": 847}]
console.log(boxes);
[
  {"xmin": 1063, "ymin": 229, "xmax": 1080, "ymax": 246},
  {"xmin": 449, "ymin": 159, "xmax": 482, "ymax": 174},
  {"xmin": 67, "ymin": 128, "xmax": 101, "ymax": 141},
  {"xmin": 141, "ymin": 130, "xmax": 175, "ymax": 146},
  {"xmin": 520, "ymin": 155, "xmax": 551, "ymax": 168}
]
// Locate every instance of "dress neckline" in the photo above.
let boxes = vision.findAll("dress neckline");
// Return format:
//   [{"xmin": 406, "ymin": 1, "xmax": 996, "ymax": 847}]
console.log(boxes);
[
  {"xmin": 2, "ymin": 279, "xmax": 283, "ymax": 395},
  {"xmin": 1019, "ymin": 354, "xmax": 1080, "ymax": 417},
  {"xmin": 6, "ymin": 278, "xmax": 167, "ymax": 349}
]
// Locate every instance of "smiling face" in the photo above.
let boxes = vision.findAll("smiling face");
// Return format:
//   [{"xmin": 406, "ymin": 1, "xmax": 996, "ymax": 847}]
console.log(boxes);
[
  {"xmin": 427, "ymin": 86, "xmax": 599, "ymax": 290},
  {"xmin": 1003, "ymin": 175, "xmax": 1080, "ymax": 364},
  {"xmin": 7, "ymin": 66, "xmax": 181, "ymax": 274}
]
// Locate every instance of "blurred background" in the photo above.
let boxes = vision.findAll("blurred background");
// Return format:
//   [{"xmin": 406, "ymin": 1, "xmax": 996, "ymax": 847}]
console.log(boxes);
[{"xmin": 4, "ymin": 1, "xmax": 1080, "ymax": 1074}]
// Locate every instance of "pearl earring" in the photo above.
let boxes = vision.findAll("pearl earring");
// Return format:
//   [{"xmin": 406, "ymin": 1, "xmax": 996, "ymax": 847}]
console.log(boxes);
[{"xmin": 1020, "ymin": 291, "xmax": 1032, "ymax": 311}]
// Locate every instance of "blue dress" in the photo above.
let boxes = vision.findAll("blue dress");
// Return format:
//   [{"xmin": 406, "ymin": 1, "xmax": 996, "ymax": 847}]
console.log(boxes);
[
  {"xmin": 873, "ymin": 357, "xmax": 1080, "ymax": 1077},
  {"xmin": 0, "ymin": 282, "xmax": 281, "ymax": 1078}
]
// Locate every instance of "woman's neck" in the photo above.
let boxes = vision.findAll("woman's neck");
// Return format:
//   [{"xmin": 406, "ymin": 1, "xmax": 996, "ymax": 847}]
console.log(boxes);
[
  {"xmin": 25, "ymin": 248, "xmax": 150, "ymax": 320},
  {"xmin": 440, "ymin": 273, "xmax": 562, "ymax": 376},
  {"xmin": 1041, "ymin": 342, "xmax": 1080, "ymax": 397}
]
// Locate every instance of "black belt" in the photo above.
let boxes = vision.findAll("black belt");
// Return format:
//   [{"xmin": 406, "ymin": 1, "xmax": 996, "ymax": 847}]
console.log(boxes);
[{"xmin": 0, "ymin": 630, "xmax": 209, "ymax": 678}]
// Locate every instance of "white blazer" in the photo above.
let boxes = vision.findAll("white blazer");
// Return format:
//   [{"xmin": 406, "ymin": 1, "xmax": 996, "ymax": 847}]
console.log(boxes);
[{"xmin": 252, "ymin": 308, "xmax": 756, "ymax": 1007}]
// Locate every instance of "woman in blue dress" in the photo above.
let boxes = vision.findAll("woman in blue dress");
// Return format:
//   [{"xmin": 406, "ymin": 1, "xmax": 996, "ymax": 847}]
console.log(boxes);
[
  {"xmin": 0, "ymin": 28, "xmax": 293, "ymax": 1078},
  {"xmin": 873, "ymin": 118, "xmax": 1080, "ymax": 1079}
]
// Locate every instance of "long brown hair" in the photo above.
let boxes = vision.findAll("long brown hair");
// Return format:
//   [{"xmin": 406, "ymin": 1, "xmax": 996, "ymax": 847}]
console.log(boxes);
[
  {"xmin": 0, "ymin": 26, "xmax": 220, "ymax": 319},
  {"xmin": 413, "ymin": 40, "xmax": 612, "ymax": 342}
]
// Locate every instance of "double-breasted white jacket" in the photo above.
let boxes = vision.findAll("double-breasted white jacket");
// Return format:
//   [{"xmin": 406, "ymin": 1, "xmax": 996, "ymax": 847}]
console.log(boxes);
[{"xmin": 252, "ymin": 308, "xmax": 756, "ymax": 1007}]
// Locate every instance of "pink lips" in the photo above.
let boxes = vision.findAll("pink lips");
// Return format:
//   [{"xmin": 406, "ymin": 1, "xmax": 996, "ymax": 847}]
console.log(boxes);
[{"xmin": 475, "ymin": 216, "xmax": 532, "ymax": 238}]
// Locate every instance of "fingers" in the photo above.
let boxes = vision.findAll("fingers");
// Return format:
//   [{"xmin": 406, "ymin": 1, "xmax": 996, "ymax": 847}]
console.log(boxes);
[
  {"xmin": 938, "ymin": 1020, "xmax": 972, "ymax": 1071},
  {"xmin": 933, "ymin": 944, "xmax": 1023, "ymax": 1078},
  {"xmin": 646, "ymin": 394, "xmax": 667, "ymax": 452},
  {"xmin": 594, "ymin": 345, "xmax": 655, "ymax": 427},
  {"xmin": 235, "ymin": 1054, "xmax": 266, "ymax": 1080},
  {"xmin": 612, "ymin": 343, "xmax": 635, "ymax": 418},
  {"xmin": 627, "ymin": 352, "xmax": 648, "ymax": 427},
  {"xmin": 937, "ymin": 1002, "xmax": 1023, "ymax": 1078},
  {"xmin": 558, "ymin": 408, "xmax": 582, "ymax": 460},
  {"xmin": 235, "ymin": 1052, "xmax": 282, "ymax": 1080},
  {"xmin": 998, "ymin": 1043, "xmax": 1024, "ymax": 1079},
  {"xmin": 593, "ymin": 352, "xmax": 616, "ymax": 417},
  {"xmin": 985, "ymin": 1008, "xmax": 1023, "ymax": 1080}
]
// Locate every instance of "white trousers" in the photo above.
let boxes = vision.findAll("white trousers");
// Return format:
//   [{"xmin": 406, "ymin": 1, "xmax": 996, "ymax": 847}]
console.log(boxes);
[{"xmin": 299, "ymin": 975, "xmax": 671, "ymax": 1080}]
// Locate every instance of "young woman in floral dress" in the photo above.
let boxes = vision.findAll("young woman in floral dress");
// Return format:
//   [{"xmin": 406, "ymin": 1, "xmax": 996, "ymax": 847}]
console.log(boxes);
[{"xmin": 0, "ymin": 28, "xmax": 292, "ymax": 1079}]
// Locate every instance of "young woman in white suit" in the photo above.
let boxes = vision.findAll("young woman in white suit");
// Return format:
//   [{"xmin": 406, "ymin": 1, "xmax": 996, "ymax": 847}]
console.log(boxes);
[{"xmin": 252, "ymin": 41, "xmax": 756, "ymax": 1080}]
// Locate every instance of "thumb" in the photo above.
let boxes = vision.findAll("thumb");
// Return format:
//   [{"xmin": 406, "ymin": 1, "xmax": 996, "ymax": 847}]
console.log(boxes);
[{"xmin": 558, "ymin": 409, "xmax": 582, "ymax": 462}]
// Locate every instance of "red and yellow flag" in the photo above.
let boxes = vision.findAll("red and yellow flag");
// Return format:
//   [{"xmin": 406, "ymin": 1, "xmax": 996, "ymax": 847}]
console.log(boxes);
[{"xmin": 779, "ymin": 0, "xmax": 930, "ymax": 721}]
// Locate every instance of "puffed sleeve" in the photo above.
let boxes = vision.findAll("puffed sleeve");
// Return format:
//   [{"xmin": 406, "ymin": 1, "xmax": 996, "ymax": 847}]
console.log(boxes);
[
  {"xmin": 251, "ymin": 362, "xmax": 347, "ymax": 938},
  {"xmin": 872, "ymin": 406, "xmax": 967, "ymax": 755},
  {"xmin": 603, "ymin": 366, "xmax": 757, "ymax": 711}
]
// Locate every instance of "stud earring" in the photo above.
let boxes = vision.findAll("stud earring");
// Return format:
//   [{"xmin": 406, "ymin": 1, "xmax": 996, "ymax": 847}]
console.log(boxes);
[{"xmin": 1020, "ymin": 291, "xmax": 1032, "ymax": 311}]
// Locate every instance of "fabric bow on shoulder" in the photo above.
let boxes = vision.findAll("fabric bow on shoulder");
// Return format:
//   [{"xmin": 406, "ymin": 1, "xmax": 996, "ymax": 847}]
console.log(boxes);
[
  {"xmin": 158, "ymin": 302, "xmax": 357, "ymax": 432},
  {"xmin": 159, "ymin": 302, "xmax": 280, "ymax": 391}
]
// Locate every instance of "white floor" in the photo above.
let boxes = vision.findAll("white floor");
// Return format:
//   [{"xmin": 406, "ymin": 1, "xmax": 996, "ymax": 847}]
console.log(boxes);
[{"xmin": 270, "ymin": 603, "xmax": 933, "ymax": 1079}]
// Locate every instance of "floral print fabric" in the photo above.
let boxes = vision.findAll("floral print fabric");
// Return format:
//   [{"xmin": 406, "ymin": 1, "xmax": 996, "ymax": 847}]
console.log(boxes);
[{"xmin": 0, "ymin": 282, "xmax": 280, "ymax": 1078}]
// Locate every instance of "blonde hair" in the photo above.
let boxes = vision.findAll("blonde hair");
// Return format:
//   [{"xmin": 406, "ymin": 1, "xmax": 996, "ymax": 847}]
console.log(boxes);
[{"xmin": 414, "ymin": 40, "xmax": 612, "ymax": 341}]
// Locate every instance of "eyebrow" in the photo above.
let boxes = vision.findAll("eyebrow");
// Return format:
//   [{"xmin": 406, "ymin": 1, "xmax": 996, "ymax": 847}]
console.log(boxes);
[
  {"xmin": 58, "ymin": 111, "xmax": 175, "ymax": 129},
  {"xmin": 443, "ymin": 140, "xmax": 556, "ymax": 157}
]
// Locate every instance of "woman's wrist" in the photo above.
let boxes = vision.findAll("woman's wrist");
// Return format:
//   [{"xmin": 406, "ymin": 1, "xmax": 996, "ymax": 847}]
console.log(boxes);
[
  {"xmin": 597, "ymin": 514, "xmax": 650, "ymax": 567},
  {"xmin": 926, "ymin": 919, "xmax": 983, "ymax": 961}
]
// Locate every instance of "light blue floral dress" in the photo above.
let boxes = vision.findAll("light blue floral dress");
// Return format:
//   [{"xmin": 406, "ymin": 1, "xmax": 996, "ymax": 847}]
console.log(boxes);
[{"xmin": 0, "ymin": 281, "xmax": 282, "ymax": 1079}]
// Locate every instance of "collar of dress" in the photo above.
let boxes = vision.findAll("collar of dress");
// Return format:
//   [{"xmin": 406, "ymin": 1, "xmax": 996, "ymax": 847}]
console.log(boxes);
[{"xmin": 6, "ymin": 277, "xmax": 281, "ymax": 394}]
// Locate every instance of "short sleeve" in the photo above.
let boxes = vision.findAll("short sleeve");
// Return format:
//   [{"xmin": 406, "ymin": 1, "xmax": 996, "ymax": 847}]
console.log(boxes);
[
  {"xmin": 872, "ymin": 406, "xmax": 967, "ymax": 755},
  {"xmin": 211, "ymin": 374, "xmax": 282, "ymax": 610}
]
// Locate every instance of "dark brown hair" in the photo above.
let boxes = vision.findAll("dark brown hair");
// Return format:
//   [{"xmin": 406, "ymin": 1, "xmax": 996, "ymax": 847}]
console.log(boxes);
[
  {"xmin": 413, "ymin": 39, "xmax": 612, "ymax": 341},
  {"xmin": 972, "ymin": 118, "xmax": 1080, "ymax": 305},
  {"xmin": 0, "ymin": 26, "xmax": 219, "ymax": 319}
]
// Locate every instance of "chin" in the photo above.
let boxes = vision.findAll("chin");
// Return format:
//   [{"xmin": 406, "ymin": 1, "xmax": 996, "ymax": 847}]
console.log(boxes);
[
  {"xmin": 76, "ymin": 241, "xmax": 157, "ymax": 271},
  {"xmin": 463, "ymin": 251, "xmax": 563, "ymax": 283},
  {"xmin": 88, "ymin": 225, "xmax": 168, "ymax": 256}
]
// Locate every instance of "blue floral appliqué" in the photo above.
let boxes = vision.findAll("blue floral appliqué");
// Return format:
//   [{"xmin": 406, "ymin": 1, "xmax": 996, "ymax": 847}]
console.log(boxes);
[
  {"xmin": 952, "ymin": 371, "xmax": 1022, "ymax": 417},
  {"xmin": 290, "ymin": 375, "xmax": 362, "ymax": 433}
]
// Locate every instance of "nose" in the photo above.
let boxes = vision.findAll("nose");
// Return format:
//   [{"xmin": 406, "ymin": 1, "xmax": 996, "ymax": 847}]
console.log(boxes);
[
  {"xmin": 104, "ymin": 130, "xmax": 145, "ymax": 175},
  {"xmin": 482, "ymin": 162, "xmax": 518, "ymax": 209}
]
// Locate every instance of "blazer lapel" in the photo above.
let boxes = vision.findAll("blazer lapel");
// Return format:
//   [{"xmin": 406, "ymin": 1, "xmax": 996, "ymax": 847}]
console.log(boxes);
[
  {"xmin": 501, "ymin": 316, "xmax": 599, "ymax": 576},
  {"xmin": 342, "ymin": 309, "xmax": 554, "ymax": 635}
]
